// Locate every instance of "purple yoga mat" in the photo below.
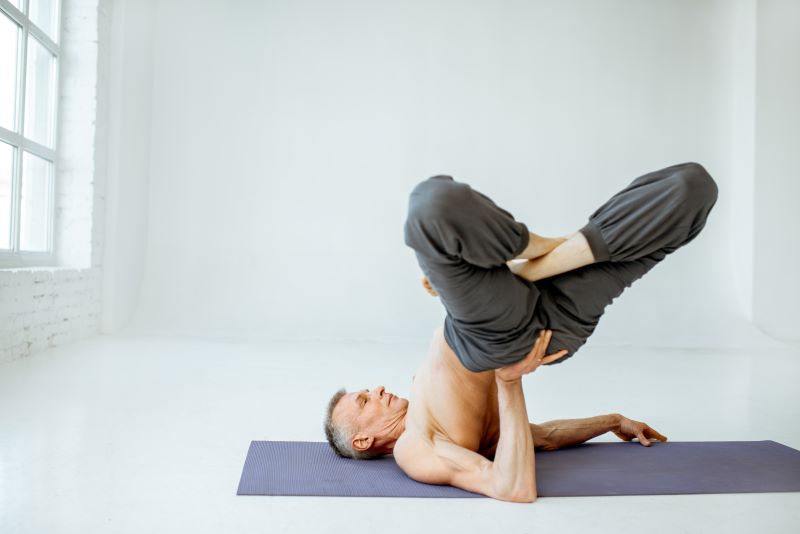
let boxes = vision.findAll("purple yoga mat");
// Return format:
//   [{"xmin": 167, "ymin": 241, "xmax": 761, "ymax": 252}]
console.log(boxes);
[{"xmin": 236, "ymin": 440, "xmax": 800, "ymax": 498}]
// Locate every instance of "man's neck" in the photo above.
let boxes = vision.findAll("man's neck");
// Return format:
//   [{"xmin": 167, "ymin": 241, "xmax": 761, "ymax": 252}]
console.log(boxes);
[{"xmin": 380, "ymin": 412, "xmax": 408, "ymax": 454}]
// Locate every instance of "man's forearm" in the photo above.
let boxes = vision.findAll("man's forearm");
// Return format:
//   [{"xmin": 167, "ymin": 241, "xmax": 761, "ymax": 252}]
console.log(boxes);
[
  {"xmin": 491, "ymin": 378, "xmax": 536, "ymax": 501},
  {"xmin": 530, "ymin": 414, "xmax": 621, "ymax": 451}
]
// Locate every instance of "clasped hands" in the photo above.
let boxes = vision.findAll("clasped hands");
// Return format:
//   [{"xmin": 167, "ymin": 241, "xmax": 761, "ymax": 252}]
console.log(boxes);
[{"xmin": 495, "ymin": 329, "xmax": 568, "ymax": 383}]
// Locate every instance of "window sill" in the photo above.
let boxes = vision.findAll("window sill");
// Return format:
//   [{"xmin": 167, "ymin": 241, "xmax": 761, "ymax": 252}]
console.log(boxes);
[
  {"xmin": 0, "ymin": 252, "xmax": 57, "ymax": 270},
  {"xmin": 0, "ymin": 266, "xmax": 91, "ymax": 274}
]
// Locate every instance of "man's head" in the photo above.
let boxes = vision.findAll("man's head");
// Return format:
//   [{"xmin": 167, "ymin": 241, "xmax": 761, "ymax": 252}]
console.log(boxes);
[{"xmin": 324, "ymin": 385, "xmax": 409, "ymax": 459}]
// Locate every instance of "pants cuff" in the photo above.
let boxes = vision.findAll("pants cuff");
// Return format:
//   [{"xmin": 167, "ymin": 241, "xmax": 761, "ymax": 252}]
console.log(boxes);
[{"xmin": 579, "ymin": 220, "xmax": 611, "ymax": 262}]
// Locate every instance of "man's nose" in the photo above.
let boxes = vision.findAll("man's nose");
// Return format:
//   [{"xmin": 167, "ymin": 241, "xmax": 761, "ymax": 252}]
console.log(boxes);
[{"xmin": 374, "ymin": 386, "xmax": 385, "ymax": 397}]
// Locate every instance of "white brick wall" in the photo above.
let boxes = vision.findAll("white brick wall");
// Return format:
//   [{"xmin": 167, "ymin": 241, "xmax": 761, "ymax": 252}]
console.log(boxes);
[
  {"xmin": 0, "ymin": 267, "xmax": 101, "ymax": 362},
  {"xmin": 0, "ymin": 0, "xmax": 109, "ymax": 364}
]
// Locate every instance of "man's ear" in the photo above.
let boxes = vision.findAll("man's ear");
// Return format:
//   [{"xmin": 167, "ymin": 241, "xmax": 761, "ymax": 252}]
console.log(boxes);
[{"xmin": 352, "ymin": 433, "xmax": 374, "ymax": 452}]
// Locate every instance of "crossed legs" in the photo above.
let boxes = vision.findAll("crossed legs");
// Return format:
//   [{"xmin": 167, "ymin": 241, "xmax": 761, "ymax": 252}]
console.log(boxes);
[
  {"xmin": 405, "ymin": 163, "xmax": 718, "ymax": 370},
  {"xmin": 534, "ymin": 162, "xmax": 719, "ymax": 362},
  {"xmin": 507, "ymin": 231, "xmax": 596, "ymax": 282},
  {"xmin": 419, "ymin": 230, "xmax": 595, "ymax": 295}
]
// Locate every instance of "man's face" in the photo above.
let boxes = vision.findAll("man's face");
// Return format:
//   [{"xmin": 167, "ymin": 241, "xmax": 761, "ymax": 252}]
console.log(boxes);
[{"xmin": 333, "ymin": 385, "xmax": 409, "ymax": 448}]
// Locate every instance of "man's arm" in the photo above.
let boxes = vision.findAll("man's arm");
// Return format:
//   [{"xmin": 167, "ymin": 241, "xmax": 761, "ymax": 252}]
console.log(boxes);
[
  {"xmin": 530, "ymin": 414, "xmax": 621, "ymax": 451},
  {"xmin": 530, "ymin": 414, "xmax": 669, "ymax": 450},
  {"xmin": 490, "ymin": 376, "xmax": 537, "ymax": 500},
  {"xmin": 395, "ymin": 377, "xmax": 536, "ymax": 503},
  {"xmin": 395, "ymin": 330, "xmax": 567, "ymax": 503}
]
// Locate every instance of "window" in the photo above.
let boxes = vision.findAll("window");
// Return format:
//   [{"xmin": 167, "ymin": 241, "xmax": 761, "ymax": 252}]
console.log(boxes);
[{"xmin": 0, "ymin": 0, "xmax": 61, "ymax": 268}]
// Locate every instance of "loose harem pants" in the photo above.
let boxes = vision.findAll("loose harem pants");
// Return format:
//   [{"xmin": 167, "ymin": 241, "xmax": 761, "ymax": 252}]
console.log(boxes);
[{"xmin": 403, "ymin": 162, "xmax": 718, "ymax": 372}]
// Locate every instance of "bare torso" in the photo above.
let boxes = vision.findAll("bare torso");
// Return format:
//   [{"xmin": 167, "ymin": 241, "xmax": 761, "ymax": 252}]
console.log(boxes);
[
  {"xmin": 390, "ymin": 322, "xmax": 660, "ymax": 500},
  {"xmin": 396, "ymin": 325, "xmax": 501, "ymax": 459}
]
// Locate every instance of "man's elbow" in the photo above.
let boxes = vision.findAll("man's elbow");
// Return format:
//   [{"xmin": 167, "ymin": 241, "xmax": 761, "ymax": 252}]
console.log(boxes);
[
  {"xmin": 505, "ymin": 490, "xmax": 538, "ymax": 503},
  {"xmin": 496, "ymin": 487, "xmax": 538, "ymax": 503},
  {"xmin": 486, "ymin": 465, "xmax": 537, "ymax": 502}
]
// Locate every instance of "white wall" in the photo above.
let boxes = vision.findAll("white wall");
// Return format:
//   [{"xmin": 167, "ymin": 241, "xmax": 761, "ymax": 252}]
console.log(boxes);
[
  {"xmin": 7, "ymin": 0, "xmax": 797, "ymax": 365},
  {"xmin": 720, "ymin": 0, "xmax": 757, "ymax": 322},
  {"xmin": 100, "ymin": 0, "xmax": 155, "ymax": 333},
  {"xmin": 753, "ymin": 0, "xmax": 800, "ymax": 341},
  {"xmin": 117, "ymin": 0, "xmax": 774, "ymax": 349}
]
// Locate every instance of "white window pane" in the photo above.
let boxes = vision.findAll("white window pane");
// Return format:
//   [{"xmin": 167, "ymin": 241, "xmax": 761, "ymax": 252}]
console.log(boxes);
[
  {"xmin": 8, "ymin": 1, "xmax": 23, "ymax": 11},
  {"xmin": 24, "ymin": 35, "xmax": 55, "ymax": 147},
  {"xmin": 29, "ymin": 0, "xmax": 59, "ymax": 42},
  {"xmin": 20, "ymin": 151, "xmax": 51, "ymax": 252},
  {"xmin": 0, "ymin": 141, "xmax": 13, "ymax": 249},
  {"xmin": 0, "ymin": 12, "xmax": 20, "ymax": 132}
]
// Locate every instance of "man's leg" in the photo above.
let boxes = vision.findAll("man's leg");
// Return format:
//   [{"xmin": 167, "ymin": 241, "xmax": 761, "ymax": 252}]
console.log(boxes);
[
  {"xmin": 513, "ymin": 232, "xmax": 569, "ymax": 261},
  {"xmin": 537, "ymin": 162, "xmax": 719, "ymax": 362},
  {"xmin": 507, "ymin": 231, "xmax": 595, "ymax": 282},
  {"xmin": 404, "ymin": 174, "xmax": 553, "ymax": 372},
  {"xmin": 403, "ymin": 175, "xmax": 533, "ymax": 324}
]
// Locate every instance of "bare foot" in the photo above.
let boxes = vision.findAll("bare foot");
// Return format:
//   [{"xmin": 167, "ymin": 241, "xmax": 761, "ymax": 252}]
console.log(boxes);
[{"xmin": 420, "ymin": 275, "xmax": 438, "ymax": 297}]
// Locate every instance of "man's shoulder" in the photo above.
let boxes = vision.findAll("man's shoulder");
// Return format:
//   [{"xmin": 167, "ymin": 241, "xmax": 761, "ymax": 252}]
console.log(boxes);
[
  {"xmin": 394, "ymin": 428, "xmax": 432, "ymax": 463},
  {"xmin": 394, "ymin": 430, "xmax": 447, "ymax": 484},
  {"xmin": 394, "ymin": 429, "xmax": 494, "ymax": 489}
]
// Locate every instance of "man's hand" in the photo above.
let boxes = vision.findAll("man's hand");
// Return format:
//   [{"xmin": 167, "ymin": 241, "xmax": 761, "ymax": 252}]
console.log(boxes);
[
  {"xmin": 612, "ymin": 415, "xmax": 668, "ymax": 447},
  {"xmin": 495, "ymin": 329, "xmax": 568, "ymax": 383},
  {"xmin": 420, "ymin": 275, "xmax": 438, "ymax": 297}
]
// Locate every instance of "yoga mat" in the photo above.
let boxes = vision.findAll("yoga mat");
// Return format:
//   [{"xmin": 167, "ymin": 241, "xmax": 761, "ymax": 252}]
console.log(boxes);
[{"xmin": 236, "ymin": 440, "xmax": 800, "ymax": 498}]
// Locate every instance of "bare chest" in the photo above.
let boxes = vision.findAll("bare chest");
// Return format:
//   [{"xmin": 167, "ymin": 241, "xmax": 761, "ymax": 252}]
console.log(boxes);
[{"xmin": 407, "ymin": 327, "xmax": 500, "ymax": 456}]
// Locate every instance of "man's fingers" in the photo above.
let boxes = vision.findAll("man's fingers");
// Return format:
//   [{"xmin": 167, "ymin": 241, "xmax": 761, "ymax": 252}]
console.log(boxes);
[
  {"xmin": 636, "ymin": 432, "xmax": 651, "ymax": 446},
  {"xmin": 526, "ymin": 330, "xmax": 567, "ymax": 368},
  {"xmin": 515, "ymin": 329, "xmax": 561, "ymax": 376},
  {"xmin": 533, "ymin": 329, "xmax": 552, "ymax": 355},
  {"xmin": 646, "ymin": 428, "xmax": 668, "ymax": 442},
  {"xmin": 529, "ymin": 329, "xmax": 548, "ymax": 358},
  {"xmin": 537, "ymin": 329, "xmax": 551, "ymax": 347},
  {"xmin": 532, "ymin": 332, "xmax": 552, "ymax": 362},
  {"xmin": 542, "ymin": 350, "xmax": 568, "ymax": 364}
]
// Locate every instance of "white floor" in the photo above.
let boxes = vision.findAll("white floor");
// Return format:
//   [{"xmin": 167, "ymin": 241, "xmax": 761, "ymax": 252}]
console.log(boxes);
[{"xmin": 1, "ymin": 335, "xmax": 799, "ymax": 534}]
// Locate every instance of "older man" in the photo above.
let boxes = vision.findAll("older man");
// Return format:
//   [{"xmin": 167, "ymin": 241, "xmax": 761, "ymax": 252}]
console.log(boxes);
[{"xmin": 325, "ymin": 163, "xmax": 717, "ymax": 502}]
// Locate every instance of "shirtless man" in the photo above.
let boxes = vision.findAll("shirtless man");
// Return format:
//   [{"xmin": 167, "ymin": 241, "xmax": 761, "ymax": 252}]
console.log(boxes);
[{"xmin": 324, "ymin": 163, "xmax": 718, "ymax": 502}]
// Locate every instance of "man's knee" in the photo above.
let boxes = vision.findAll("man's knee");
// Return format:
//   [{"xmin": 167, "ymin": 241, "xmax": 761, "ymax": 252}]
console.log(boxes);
[
  {"xmin": 404, "ymin": 175, "xmax": 464, "ymax": 250},
  {"xmin": 675, "ymin": 162, "xmax": 718, "ymax": 209},
  {"xmin": 406, "ymin": 175, "xmax": 466, "ymax": 224}
]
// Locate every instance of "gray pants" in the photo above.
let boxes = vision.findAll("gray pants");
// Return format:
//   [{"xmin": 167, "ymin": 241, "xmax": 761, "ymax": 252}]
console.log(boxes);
[{"xmin": 403, "ymin": 162, "xmax": 718, "ymax": 372}]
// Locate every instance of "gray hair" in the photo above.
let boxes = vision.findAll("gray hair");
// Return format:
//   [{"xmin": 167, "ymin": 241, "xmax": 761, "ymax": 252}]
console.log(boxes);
[{"xmin": 324, "ymin": 387, "xmax": 384, "ymax": 460}]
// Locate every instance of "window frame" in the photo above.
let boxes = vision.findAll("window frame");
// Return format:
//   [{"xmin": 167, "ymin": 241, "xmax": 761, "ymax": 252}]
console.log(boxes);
[{"xmin": 0, "ymin": 0, "xmax": 61, "ymax": 269}]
